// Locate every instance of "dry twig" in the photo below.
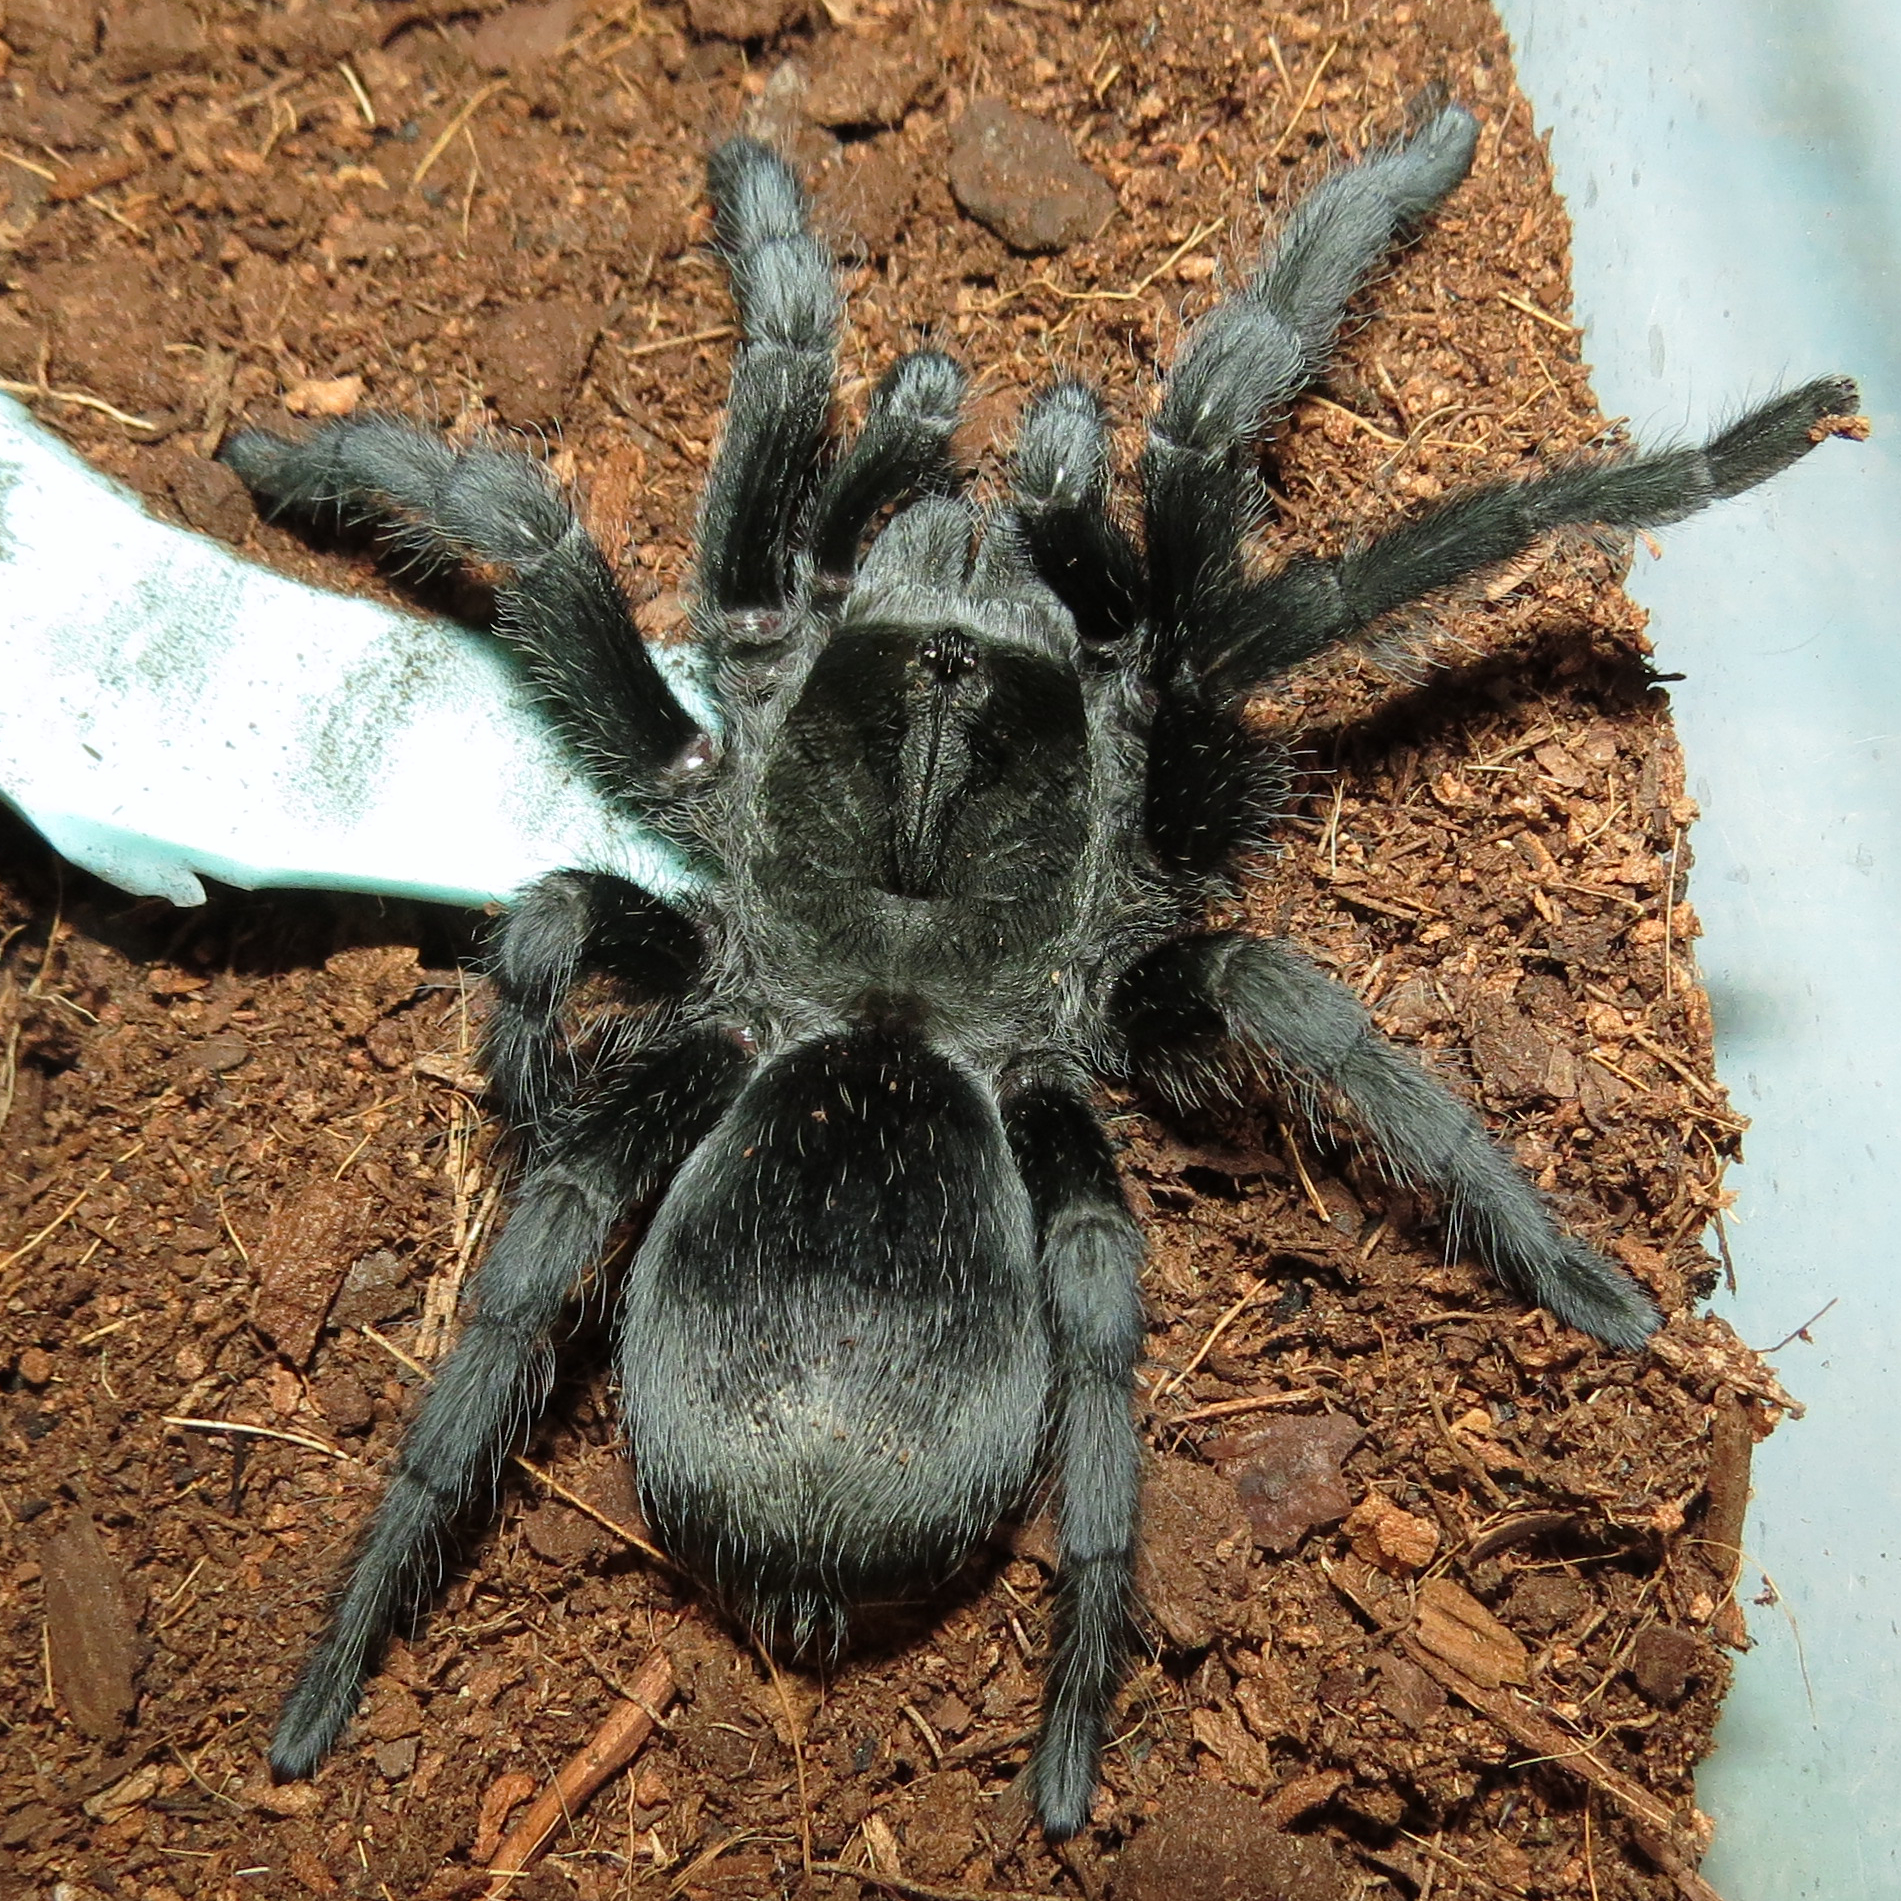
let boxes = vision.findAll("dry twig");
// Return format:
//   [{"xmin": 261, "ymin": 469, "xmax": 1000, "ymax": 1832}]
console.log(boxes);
[
  {"xmin": 482, "ymin": 1647, "xmax": 676, "ymax": 1893},
  {"xmin": 624, "ymin": 322, "xmax": 735, "ymax": 359},
  {"xmin": 1156, "ymin": 1275, "xmax": 1264, "ymax": 1396},
  {"xmin": 809, "ymin": 1864, "xmax": 1051, "ymax": 1901},
  {"xmin": 1499, "ymin": 288, "xmax": 1579, "ymax": 333},
  {"xmin": 414, "ymin": 80, "xmax": 509, "ymax": 188},
  {"xmin": 1169, "ymin": 1387, "xmax": 1322, "ymax": 1425},
  {"xmin": 513, "ymin": 1453, "xmax": 672, "ymax": 1568},
  {"xmin": 0, "ymin": 378, "xmax": 157, "ymax": 430},
  {"xmin": 162, "ymin": 1416, "xmax": 356, "ymax": 1463},
  {"xmin": 1269, "ymin": 40, "xmax": 1340, "ymax": 158},
  {"xmin": 0, "ymin": 1165, "xmax": 114, "ymax": 1278}
]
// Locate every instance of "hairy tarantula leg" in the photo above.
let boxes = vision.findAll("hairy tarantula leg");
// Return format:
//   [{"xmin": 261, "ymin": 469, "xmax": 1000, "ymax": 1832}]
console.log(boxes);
[
  {"xmin": 1143, "ymin": 100, "xmax": 1480, "ymax": 674},
  {"xmin": 220, "ymin": 417, "xmax": 703, "ymax": 790},
  {"xmin": 1002, "ymin": 1076, "xmax": 1145, "ymax": 1841},
  {"xmin": 1010, "ymin": 381, "xmax": 1146, "ymax": 647},
  {"xmin": 271, "ymin": 1153, "xmax": 617, "ymax": 1778},
  {"xmin": 1114, "ymin": 935, "xmax": 1661, "ymax": 1350},
  {"xmin": 807, "ymin": 350, "xmax": 967, "ymax": 583},
  {"xmin": 1193, "ymin": 375, "xmax": 1864, "ymax": 698},
  {"xmin": 698, "ymin": 137, "xmax": 840, "ymax": 617},
  {"xmin": 271, "ymin": 1028, "xmax": 747, "ymax": 1780},
  {"xmin": 484, "ymin": 870, "xmax": 703, "ymax": 1135}
]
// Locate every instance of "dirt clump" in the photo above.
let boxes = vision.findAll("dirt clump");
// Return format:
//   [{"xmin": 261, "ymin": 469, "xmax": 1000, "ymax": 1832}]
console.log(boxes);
[
  {"xmin": 949, "ymin": 98, "xmax": 1119, "ymax": 252},
  {"xmin": 1113, "ymin": 1782, "xmax": 1353, "ymax": 1901}
]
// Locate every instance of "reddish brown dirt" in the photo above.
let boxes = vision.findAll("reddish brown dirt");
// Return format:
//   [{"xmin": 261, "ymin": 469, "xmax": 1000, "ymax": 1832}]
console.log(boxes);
[{"xmin": 0, "ymin": 4, "xmax": 1801, "ymax": 1898}]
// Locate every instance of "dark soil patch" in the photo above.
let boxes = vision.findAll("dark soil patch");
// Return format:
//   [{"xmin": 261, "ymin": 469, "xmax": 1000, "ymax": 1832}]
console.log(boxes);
[{"xmin": 0, "ymin": 3, "xmax": 1793, "ymax": 1897}]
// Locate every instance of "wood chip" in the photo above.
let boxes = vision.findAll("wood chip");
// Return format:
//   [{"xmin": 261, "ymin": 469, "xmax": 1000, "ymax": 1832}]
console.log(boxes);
[
  {"xmin": 47, "ymin": 151, "xmax": 145, "ymax": 204},
  {"xmin": 1190, "ymin": 1706, "xmax": 1272, "ymax": 1792},
  {"xmin": 250, "ymin": 1181, "xmax": 371, "ymax": 1366},
  {"xmin": 1465, "ymin": 1509, "xmax": 1583, "ymax": 1562},
  {"xmin": 283, "ymin": 372, "xmax": 365, "ymax": 417},
  {"xmin": 1262, "ymin": 1768, "xmax": 1349, "ymax": 1827},
  {"xmin": 42, "ymin": 1512, "xmax": 140, "ymax": 1743},
  {"xmin": 1344, "ymin": 1494, "xmax": 1441, "ymax": 1574},
  {"xmin": 1411, "ymin": 1576, "xmax": 1528, "ymax": 1688},
  {"xmin": 1689, "ymin": 1389, "xmax": 1754, "ymax": 1617},
  {"xmin": 81, "ymin": 1759, "xmax": 160, "ymax": 1822}
]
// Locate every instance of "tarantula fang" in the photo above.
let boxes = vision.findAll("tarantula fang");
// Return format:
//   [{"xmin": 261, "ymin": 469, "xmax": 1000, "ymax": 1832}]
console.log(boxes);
[{"xmin": 222, "ymin": 105, "xmax": 1857, "ymax": 1840}]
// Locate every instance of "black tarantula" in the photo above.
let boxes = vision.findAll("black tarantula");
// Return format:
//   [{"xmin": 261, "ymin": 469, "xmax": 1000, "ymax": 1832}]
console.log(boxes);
[{"xmin": 223, "ymin": 105, "xmax": 1856, "ymax": 1838}]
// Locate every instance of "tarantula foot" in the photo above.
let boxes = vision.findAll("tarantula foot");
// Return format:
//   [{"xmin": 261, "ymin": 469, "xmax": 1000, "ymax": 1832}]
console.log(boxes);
[
  {"xmin": 267, "ymin": 1671, "xmax": 353, "ymax": 1782},
  {"xmin": 1027, "ymin": 1732, "xmax": 1097, "ymax": 1844},
  {"xmin": 1529, "ymin": 1239, "xmax": 1664, "ymax": 1352}
]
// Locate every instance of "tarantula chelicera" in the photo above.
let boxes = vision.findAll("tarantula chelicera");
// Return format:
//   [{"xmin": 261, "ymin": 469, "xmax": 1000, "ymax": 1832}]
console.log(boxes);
[{"xmin": 224, "ymin": 106, "xmax": 1856, "ymax": 1837}]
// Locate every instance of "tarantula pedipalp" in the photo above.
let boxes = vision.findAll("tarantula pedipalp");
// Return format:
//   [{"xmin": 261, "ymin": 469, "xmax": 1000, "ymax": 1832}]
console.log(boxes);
[{"xmin": 222, "ymin": 108, "xmax": 1856, "ymax": 1839}]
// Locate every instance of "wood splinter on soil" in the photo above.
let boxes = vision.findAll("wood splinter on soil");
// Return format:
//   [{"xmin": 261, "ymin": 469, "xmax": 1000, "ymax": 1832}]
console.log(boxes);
[{"xmin": 480, "ymin": 1646, "xmax": 676, "ymax": 1892}]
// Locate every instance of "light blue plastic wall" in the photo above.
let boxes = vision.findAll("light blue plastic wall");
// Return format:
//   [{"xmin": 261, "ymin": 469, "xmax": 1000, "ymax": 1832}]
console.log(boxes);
[{"xmin": 1494, "ymin": 4, "xmax": 1900, "ymax": 1893}]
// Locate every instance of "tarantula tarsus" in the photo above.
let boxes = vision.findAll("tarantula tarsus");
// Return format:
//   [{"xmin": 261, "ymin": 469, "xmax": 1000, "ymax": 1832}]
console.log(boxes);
[{"xmin": 223, "ymin": 106, "xmax": 1856, "ymax": 1838}]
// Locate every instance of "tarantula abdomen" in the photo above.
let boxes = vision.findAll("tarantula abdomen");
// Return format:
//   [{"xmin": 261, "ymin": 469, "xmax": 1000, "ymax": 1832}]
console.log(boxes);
[{"xmin": 623, "ymin": 1023, "xmax": 1048, "ymax": 1637}]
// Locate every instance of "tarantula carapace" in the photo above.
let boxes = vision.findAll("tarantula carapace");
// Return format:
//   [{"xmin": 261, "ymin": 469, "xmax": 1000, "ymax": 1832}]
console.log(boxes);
[{"xmin": 223, "ymin": 106, "xmax": 1856, "ymax": 1837}]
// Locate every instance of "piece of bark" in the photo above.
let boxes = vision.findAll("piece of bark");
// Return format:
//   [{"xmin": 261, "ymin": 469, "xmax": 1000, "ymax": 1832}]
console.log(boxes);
[
  {"xmin": 251, "ymin": 1182, "xmax": 370, "ymax": 1366},
  {"xmin": 1412, "ymin": 1576, "xmax": 1528, "ymax": 1689},
  {"xmin": 1232, "ymin": 1658, "xmax": 1311, "ymax": 1748},
  {"xmin": 1262, "ymin": 1768, "xmax": 1350, "ymax": 1827},
  {"xmin": 1697, "ymin": 1391, "xmax": 1753, "ymax": 1599},
  {"xmin": 1208, "ymin": 1413, "xmax": 1361, "ymax": 1554},
  {"xmin": 81, "ymin": 1760, "xmax": 161, "ymax": 1822},
  {"xmin": 47, "ymin": 151, "xmax": 144, "ymax": 203},
  {"xmin": 43, "ymin": 1513, "xmax": 140, "ymax": 1742},
  {"xmin": 1189, "ymin": 1705, "xmax": 1273, "ymax": 1793},
  {"xmin": 1465, "ymin": 1509, "xmax": 1581, "ymax": 1562},
  {"xmin": 1375, "ymin": 1650, "xmax": 1447, "ymax": 1731},
  {"xmin": 472, "ymin": 1770, "xmax": 539, "ymax": 1864}
]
